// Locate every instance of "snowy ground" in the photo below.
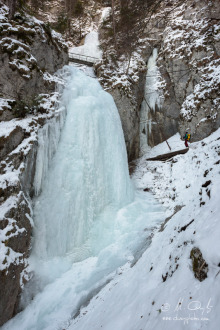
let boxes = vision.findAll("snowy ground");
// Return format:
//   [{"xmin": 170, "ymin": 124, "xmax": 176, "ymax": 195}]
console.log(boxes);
[
  {"xmin": 68, "ymin": 129, "xmax": 220, "ymax": 330},
  {"xmin": 142, "ymin": 133, "xmax": 187, "ymax": 159}
]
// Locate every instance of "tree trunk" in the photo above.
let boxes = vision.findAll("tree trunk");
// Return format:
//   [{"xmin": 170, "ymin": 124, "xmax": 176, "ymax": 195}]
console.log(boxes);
[
  {"xmin": 7, "ymin": 0, "xmax": 17, "ymax": 19},
  {"xmin": 111, "ymin": 0, "xmax": 117, "ymax": 51},
  {"xmin": 79, "ymin": 17, "xmax": 82, "ymax": 39},
  {"xmin": 126, "ymin": 52, "xmax": 132, "ymax": 75}
]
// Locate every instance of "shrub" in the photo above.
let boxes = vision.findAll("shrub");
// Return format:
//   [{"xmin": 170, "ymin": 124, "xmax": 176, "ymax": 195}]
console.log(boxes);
[
  {"xmin": 12, "ymin": 95, "xmax": 44, "ymax": 118},
  {"xmin": 52, "ymin": 13, "xmax": 68, "ymax": 34}
]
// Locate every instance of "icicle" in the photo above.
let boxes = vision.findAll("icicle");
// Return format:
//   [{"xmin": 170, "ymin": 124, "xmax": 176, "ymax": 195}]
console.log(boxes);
[
  {"xmin": 140, "ymin": 48, "xmax": 163, "ymax": 156},
  {"xmin": 33, "ymin": 107, "xmax": 66, "ymax": 196}
]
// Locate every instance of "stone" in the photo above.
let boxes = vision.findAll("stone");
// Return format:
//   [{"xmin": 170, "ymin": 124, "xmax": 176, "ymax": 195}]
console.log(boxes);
[
  {"xmin": 0, "ymin": 126, "xmax": 24, "ymax": 160},
  {"xmin": 109, "ymin": 88, "xmax": 140, "ymax": 161},
  {"xmin": 190, "ymin": 247, "xmax": 209, "ymax": 282}
]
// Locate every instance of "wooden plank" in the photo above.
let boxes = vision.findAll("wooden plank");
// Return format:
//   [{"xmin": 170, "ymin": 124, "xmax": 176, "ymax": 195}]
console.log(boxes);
[{"xmin": 147, "ymin": 148, "xmax": 189, "ymax": 161}]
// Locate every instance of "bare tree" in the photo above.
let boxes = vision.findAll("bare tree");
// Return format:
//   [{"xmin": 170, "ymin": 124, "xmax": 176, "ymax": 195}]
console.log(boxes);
[
  {"xmin": 4, "ymin": 0, "xmax": 18, "ymax": 19},
  {"xmin": 111, "ymin": 0, "xmax": 118, "ymax": 50},
  {"xmin": 64, "ymin": 0, "xmax": 84, "ymax": 38}
]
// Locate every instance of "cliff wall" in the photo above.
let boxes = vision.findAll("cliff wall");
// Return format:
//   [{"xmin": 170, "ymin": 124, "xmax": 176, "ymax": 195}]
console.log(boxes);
[{"xmin": 0, "ymin": 2, "xmax": 68, "ymax": 324}]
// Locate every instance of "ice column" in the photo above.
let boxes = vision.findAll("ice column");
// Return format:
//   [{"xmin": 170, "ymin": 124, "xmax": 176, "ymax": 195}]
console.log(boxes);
[
  {"xmin": 34, "ymin": 108, "xmax": 66, "ymax": 196},
  {"xmin": 140, "ymin": 48, "xmax": 162, "ymax": 155}
]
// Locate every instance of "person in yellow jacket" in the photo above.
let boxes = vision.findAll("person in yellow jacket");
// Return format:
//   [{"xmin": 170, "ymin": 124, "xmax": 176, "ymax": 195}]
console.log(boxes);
[{"xmin": 183, "ymin": 130, "xmax": 191, "ymax": 147}]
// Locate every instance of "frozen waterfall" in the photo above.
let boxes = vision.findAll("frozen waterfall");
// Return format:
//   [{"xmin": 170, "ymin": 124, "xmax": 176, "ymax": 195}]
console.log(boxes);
[
  {"xmin": 3, "ymin": 66, "xmax": 164, "ymax": 330},
  {"xmin": 140, "ymin": 48, "xmax": 163, "ymax": 156},
  {"xmin": 33, "ymin": 66, "xmax": 133, "ymax": 260}
]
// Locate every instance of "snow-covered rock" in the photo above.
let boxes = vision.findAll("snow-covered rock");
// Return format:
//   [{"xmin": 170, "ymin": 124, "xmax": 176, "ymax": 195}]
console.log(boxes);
[
  {"xmin": 0, "ymin": 100, "xmax": 66, "ymax": 325},
  {"xmin": 96, "ymin": 0, "xmax": 220, "ymax": 157},
  {"xmin": 0, "ymin": 1, "xmax": 68, "ymax": 103},
  {"xmin": 0, "ymin": 1, "xmax": 68, "ymax": 324}
]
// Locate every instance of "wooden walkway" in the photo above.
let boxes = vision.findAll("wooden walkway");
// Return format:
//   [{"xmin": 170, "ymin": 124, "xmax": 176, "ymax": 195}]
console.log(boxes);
[
  {"xmin": 147, "ymin": 148, "xmax": 189, "ymax": 161},
  {"xmin": 69, "ymin": 53, "xmax": 99, "ymax": 67}
]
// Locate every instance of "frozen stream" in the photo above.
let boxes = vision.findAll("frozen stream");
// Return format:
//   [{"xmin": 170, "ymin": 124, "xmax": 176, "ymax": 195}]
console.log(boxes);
[{"xmin": 3, "ymin": 66, "xmax": 164, "ymax": 330}]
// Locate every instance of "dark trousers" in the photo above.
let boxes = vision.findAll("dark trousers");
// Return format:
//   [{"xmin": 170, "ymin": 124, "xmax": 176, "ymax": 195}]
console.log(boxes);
[{"xmin": 185, "ymin": 139, "xmax": 188, "ymax": 147}]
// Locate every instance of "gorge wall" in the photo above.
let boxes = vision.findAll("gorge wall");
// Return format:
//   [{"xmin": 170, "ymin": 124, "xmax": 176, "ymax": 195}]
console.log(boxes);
[
  {"xmin": 95, "ymin": 0, "xmax": 220, "ymax": 159},
  {"xmin": 0, "ymin": 1, "xmax": 68, "ymax": 325},
  {"xmin": 22, "ymin": 0, "xmax": 219, "ymax": 161}
]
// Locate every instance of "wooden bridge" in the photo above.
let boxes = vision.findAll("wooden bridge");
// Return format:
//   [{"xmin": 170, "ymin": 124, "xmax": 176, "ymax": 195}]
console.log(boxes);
[{"xmin": 69, "ymin": 52, "xmax": 99, "ymax": 66}]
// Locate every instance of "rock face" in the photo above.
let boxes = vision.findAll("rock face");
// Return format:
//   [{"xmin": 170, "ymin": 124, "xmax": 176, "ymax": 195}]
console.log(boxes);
[
  {"xmin": 0, "ymin": 136, "xmax": 35, "ymax": 325},
  {"xmin": 0, "ymin": 2, "xmax": 68, "ymax": 102},
  {"xmin": 0, "ymin": 2, "xmax": 68, "ymax": 325},
  {"xmin": 21, "ymin": 0, "xmax": 219, "ymax": 160},
  {"xmin": 140, "ymin": 0, "xmax": 219, "ymax": 149},
  {"xmin": 0, "ymin": 191, "xmax": 32, "ymax": 325},
  {"xmin": 139, "ymin": 0, "xmax": 219, "ymax": 149},
  {"xmin": 109, "ymin": 72, "xmax": 146, "ymax": 161},
  {"xmin": 0, "ymin": 111, "xmax": 65, "ymax": 326},
  {"xmin": 96, "ymin": 0, "xmax": 220, "ymax": 157},
  {"xmin": 0, "ymin": 126, "xmax": 24, "ymax": 159},
  {"xmin": 157, "ymin": 0, "xmax": 220, "ymax": 144}
]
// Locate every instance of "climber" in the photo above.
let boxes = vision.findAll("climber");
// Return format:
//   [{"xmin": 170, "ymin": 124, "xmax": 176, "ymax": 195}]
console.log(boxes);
[{"xmin": 183, "ymin": 130, "xmax": 191, "ymax": 147}]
